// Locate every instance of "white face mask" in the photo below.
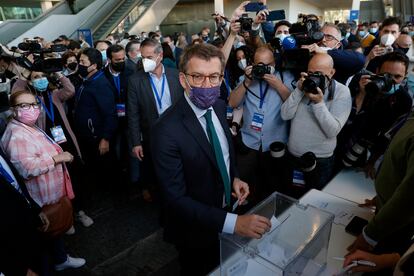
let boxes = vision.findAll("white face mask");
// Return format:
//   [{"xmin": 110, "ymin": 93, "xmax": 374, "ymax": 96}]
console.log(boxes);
[
  {"xmin": 269, "ymin": 65, "xmax": 275, "ymax": 75},
  {"xmin": 319, "ymin": 46, "xmax": 333, "ymax": 51},
  {"xmin": 234, "ymin": 41, "xmax": 245, "ymax": 49},
  {"xmin": 238, "ymin": 59, "xmax": 247, "ymax": 70},
  {"xmin": 275, "ymin": 33, "xmax": 289, "ymax": 43},
  {"xmin": 142, "ymin": 56, "xmax": 158, "ymax": 72},
  {"xmin": 381, "ymin": 33, "xmax": 396, "ymax": 46}
]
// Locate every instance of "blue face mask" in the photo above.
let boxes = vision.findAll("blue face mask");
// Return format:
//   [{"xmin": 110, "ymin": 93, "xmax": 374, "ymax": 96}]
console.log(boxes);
[
  {"xmin": 408, "ymin": 31, "xmax": 414, "ymax": 37},
  {"xmin": 385, "ymin": 83, "xmax": 401, "ymax": 95},
  {"xmin": 100, "ymin": 50, "xmax": 107, "ymax": 63},
  {"xmin": 32, "ymin": 77, "xmax": 49, "ymax": 92},
  {"xmin": 407, "ymin": 73, "xmax": 414, "ymax": 94},
  {"xmin": 345, "ymin": 32, "xmax": 351, "ymax": 39},
  {"xmin": 358, "ymin": 31, "xmax": 367, "ymax": 38}
]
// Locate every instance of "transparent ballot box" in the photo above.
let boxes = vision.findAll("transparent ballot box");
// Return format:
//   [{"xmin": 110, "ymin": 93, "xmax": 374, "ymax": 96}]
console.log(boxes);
[{"xmin": 220, "ymin": 192, "xmax": 334, "ymax": 276}]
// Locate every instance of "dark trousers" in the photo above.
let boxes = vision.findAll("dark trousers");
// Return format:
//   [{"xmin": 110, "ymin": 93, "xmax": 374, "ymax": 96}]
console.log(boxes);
[
  {"xmin": 66, "ymin": 156, "xmax": 87, "ymax": 212},
  {"xmin": 41, "ymin": 237, "xmax": 67, "ymax": 276},
  {"xmin": 140, "ymin": 141, "xmax": 157, "ymax": 192},
  {"xmin": 281, "ymin": 152, "xmax": 335, "ymax": 199},
  {"xmin": 236, "ymin": 143, "xmax": 285, "ymax": 203},
  {"xmin": 176, "ymin": 240, "xmax": 220, "ymax": 276}
]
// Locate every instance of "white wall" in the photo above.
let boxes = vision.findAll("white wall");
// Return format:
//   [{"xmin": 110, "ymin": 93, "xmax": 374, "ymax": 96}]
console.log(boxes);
[
  {"xmin": 289, "ymin": 0, "xmax": 323, "ymax": 22},
  {"xmin": 129, "ymin": 0, "xmax": 179, "ymax": 33}
]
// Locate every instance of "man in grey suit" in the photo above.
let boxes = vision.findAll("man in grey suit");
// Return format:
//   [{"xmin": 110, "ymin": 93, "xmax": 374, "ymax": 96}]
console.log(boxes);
[{"xmin": 127, "ymin": 38, "xmax": 183, "ymax": 201}]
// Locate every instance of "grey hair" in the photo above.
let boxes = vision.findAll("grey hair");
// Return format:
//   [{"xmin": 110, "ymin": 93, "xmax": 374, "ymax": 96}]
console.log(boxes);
[{"xmin": 140, "ymin": 38, "xmax": 163, "ymax": 54}]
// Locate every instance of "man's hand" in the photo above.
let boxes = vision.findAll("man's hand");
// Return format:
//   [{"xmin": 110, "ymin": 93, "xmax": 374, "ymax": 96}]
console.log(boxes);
[
  {"xmin": 359, "ymin": 75, "xmax": 371, "ymax": 94},
  {"xmin": 302, "ymin": 43, "xmax": 327, "ymax": 54},
  {"xmin": 132, "ymin": 145, "xmax": 144, "ymax": 161},
  {"xmin": 232, "ymin": 178, "xmax": 249, "ymax": 205},
  {"xmin": 253, "ymin": 9, "xmax": 268, "ymax": 27},
  {"xmin": 230, "ymin": 21, "xmax": 241, "ymax": 36},
  {"xmin": 235, "ymin": 214, "xmax": 271, "ymax": 239},
  {"xmin": 99, "ymin": 139, "xmax": 110, "ymax": 155},
  {"xmin": 38, "ymin": 212, "xmax": 50, "ymax": 232},
  {"xmin": 244, "ymin": 65, "xmax": 253, "ymax": 86},
  {"xmin": 367, "ymin": 45, "xmax": 387, "ymax": 62},
  {"xmin": 263, "ymin": 73, "xmax": 281, "ymax": 89},
  {"xmin": 232, "ymin": 1, "xmax": 250, "ymax": 20},
  {"xmin": 305, "ymin": 87, "xmax": 324, "ymax": 104},
  {"xmin": 347, "ymin": 234, "xmax": 374, "ymax": 253},
  {"xmin": 358, "ymin": 197, "xmax": 377, "ymax": 208},
  {"xmin": 296, "ymin": 72, "xmax": 308, "ymax": 91},
  {"xmin": 343, "ymin": 250, "xmax": 400, "ymax": 274}
]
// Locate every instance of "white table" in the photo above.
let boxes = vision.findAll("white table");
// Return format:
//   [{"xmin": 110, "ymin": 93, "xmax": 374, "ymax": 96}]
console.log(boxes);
[
  {"xmin": 209, "ymin": 169, "xmax": 378, "ymax": 276},
  {"xmin": 323, "ymin": 169, "xmax": 376, "ymax": 204}
]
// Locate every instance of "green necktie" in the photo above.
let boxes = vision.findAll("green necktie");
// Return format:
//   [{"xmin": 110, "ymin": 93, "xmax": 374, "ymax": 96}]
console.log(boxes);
[{"xmin": 204, "ymin": 110, "xmax": 231, "ymax": 205}]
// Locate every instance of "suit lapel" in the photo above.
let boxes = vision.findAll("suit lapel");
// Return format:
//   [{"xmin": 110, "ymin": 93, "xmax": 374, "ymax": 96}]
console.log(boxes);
[
  {"xmin": 180, "ymin": 99, "xmax": 219, "ymax": 170},
  {"xmin": 143, "ymin": 73, "xmax": 159, "ymax": 117},
  {"xmin": 165, "ymin": 68, "xmax": 181, "ymax": 104}
]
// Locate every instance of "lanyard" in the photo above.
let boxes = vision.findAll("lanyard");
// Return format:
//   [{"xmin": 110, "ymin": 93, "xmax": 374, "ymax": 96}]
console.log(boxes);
[
  {"xmin": 76, "ymin": 70, "xmax": 104, "ymax": 103},
  {"xmin": 0, "ymin": 162, "xmax": 15, "ymax": 184},
  {"xmin": 149, "ymin": 74, "xmax": 166, "ymax": 110},
  {"xmin": 259, "ymin": 81, "xmax": 269, "ymax": 109},
  {"xmin": 37, "ymin": 92, "xmax": 54, "ymax": 125},
  {"xmin": 224, "ymin": 70, "xmax": 231, "ymax": 97},
  {"xmin": 113, "ymin": 75, "xmax": 121, "ymax": 96}
]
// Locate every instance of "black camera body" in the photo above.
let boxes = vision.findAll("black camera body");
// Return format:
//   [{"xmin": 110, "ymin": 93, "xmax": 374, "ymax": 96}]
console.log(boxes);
[
  {"xmin": 16, "ymin": 43, "xmax": 66, "ymax": 73},
  {"xmin": 365, "ymin": 73, "xmax": 394, "ymax": 95},
  {"xmin": 290, "ymin": 14, "xmax": 324, "ymax": 46},
  {"xmin": 302, "ymin": 72, "xmax": 326, "ymax": 94},
  {"xmin": 252, "ymin": 64, "xmax": 271, "ymax": 79},
  {"xmin": 236, "ymin": 13, "xmax": 253, "ymax": 33}
]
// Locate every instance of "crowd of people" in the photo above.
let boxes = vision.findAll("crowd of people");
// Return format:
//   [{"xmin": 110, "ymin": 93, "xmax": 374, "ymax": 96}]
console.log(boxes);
[{"xmin": 1, "ymin": 0, "xmax": 414, "ymax": 275}]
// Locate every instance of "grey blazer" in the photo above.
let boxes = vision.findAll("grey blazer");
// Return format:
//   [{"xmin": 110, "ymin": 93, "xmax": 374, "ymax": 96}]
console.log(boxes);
[{"xmin": 127, "ymin": 66, "xmax": 183, "ymax": 147}]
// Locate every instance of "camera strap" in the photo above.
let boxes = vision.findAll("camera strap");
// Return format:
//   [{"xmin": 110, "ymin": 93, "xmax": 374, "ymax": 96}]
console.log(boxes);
[{"xmin": 327, "ymin": 78, "xmax": 336, "ymax": 101}]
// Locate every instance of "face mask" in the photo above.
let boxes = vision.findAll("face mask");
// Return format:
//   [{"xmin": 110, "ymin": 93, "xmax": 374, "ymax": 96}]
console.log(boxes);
[
  {"xmin": 16, "ymin": 107, "xmax": 40, "ymax": 126},
  {"xmin": 111, "ymin": 61, "xmax": 125, "ymax": 72},
  {"xmin": 202, "ymin": 36, "xmax": 209, "ymax": 42},
  {"xmin": 275, "ymin": 33, "xmax": 289, "ymax": 43},
  {"xmin": 369, "ymin": 28, "xmax": 378, "ymax": 34},
  {"xmin": 238, "ymin": 59, "xmax": 247, "ymax": 70},
  {"xmin": 32, "ymin": 77, "xmax": 49, "ymax": 92},
  {"xmin": 358, "ymin": 31, "xmax": 367, "ymax": 38},
  {"xmin": 381, "ymin": 33, "xmax": 396, "ymax": 46},
  {"xmin": 67, "ymin": 62, "xmax": 77, "ymax": 71},
  {"xmin": 185, "ymin": 76, "xmax": 220, "ymax": 109},
  {"xmin": 385, "ymin": 83, "xmax": 400, "ymax": 95},
  {"xmin": 407, "ymin": 73, "xmax": 414, "ymax": 93},
  {"xmin": 409, "ymin": 31, "xmax": 414, "ymax": 37},
  {"xmin": 345, "ymin": 32, "xmax": 351, "ymax": 39},
  {"xmin": 269, "ymin": 66, "xmax": 275, "ymax": 75},
  {"xmin": 100, "ymin": 50, "xmax": 107, "ymax": 63},
  {"xmin": 234, "ymin": 41, "xmax": 245, "ymax": 49},
  {"xmin": 142, "ymin": 56, "xmax": 158, "ymax": 73},
  {"xmin": 399, "ymin": 47, "xmax": 410, "ymax": 54},
  {"xmin": 78, "ymin": 64, "xmax": 90, "ymax": 78},
  {"xmin": 319, "ymin": 46, "xmax": 333, "ymax": 51}
]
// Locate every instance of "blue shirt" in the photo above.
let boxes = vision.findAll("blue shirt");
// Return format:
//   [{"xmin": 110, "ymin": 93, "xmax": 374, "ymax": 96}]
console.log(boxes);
[
  {"xmin": 240, "ymin": 71, "xmax": 294, "ymax": 152},
  {"xmin": 149, "ymin": 65, "xmax": 172, "ymax": 115}
]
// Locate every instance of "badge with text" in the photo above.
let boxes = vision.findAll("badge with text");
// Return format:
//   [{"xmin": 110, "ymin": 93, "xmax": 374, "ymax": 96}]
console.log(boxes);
[
  {"xmin": 250, "ymin": 112, "xmax": 264, "ymax": 131},
  {"xmin": 226, "ymin": 106, "xmax": 233, "ymax": 120},
  {"xmin": 50, "ymin": 125, "xmax": 67, "ymax": 144},
  {"xmin": 292, "ymin": 170, "xmax": 306, "ymax": 187},
  {"xmin": 117, "ymin": 103, "xmax": 126, "ymax": 117}
]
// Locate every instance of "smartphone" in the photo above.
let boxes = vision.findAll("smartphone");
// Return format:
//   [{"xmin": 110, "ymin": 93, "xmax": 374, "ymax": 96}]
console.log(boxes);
[
  {"xmin": 245, "ymin": 2, "xmax": 264, "ymax": 12},
  {"xmin": 266, "ymin": 10, "xmax": 286, "ymax": 21},
  {"xmin": 345, "ymin": 216, "xmax": 368, "ymax": 236}
]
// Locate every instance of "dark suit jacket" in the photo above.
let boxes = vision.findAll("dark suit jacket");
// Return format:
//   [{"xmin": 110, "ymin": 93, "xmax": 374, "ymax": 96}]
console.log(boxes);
[
  {"xmin": 151, "ymin": 97, "xmax": 238, "ymax": 249},
  {"xmin": 174, "ymin": 47, "xmax": 183, "ymax": 68},
  {"xmin": 104, "ymin": 65, "xmax": 135, "ymax": 104},
  {"xmin": 127, "ymin": 66, "xmax": 183, "ymax": 147},
  {"xmin": 0, "ymin": 148, "xmax": 42, "ymax": 275},
  {"xmin": 125, "ymin": 58, "xmax": 138, "ymax": 74}
]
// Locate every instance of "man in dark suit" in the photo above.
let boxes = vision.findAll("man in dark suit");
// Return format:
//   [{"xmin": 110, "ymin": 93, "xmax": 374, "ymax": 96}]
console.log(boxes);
[
  {"xmin": 164, "ymin": 35, "xmax": 183, "ymax": 68},
  {"xmin": 0, "ymin": 147, "xmax": 47, "ymax": 276},
  {"xmin": 127, "ymin": 38, "xmax": 183, "ymax": 201},
  {"xmin": 125, "ymin": 40, "xmax": 141, "ymax": 73},
  {"xmin": 151, "ymin": 44, "xmax": 271, "ymax": 276}
]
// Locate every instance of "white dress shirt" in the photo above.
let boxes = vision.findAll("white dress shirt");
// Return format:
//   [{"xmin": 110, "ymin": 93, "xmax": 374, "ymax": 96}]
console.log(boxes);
[{"xmin": 184, "ymin": 94, "xmax": 237, "ymax": 234}]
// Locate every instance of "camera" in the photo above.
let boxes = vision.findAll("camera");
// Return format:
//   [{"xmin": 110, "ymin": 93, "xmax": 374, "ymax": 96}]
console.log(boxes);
[
  {"xmin": 302, "ymin": 72, "xmax": 326, "ymax": 94},
  {"xmin": 365, "ymin": 73, "xmax": 394, "ymax": 95},
  {"xmin": 342, "ymin": 140, "xmax": 370, "ymax": 167},
  {"xmin": 236, "ymin": 13, "xmax": 253, "ymax": 33},
  {"xmin": 290, "ymin": 14, "xmax": 324, "ymax": 46},
  {"xmin": 16, "ymin": 43, "xmax": 66, "ymax": 73},
  {"xmin": 252, "ymin": 64, "xmax": 271, "ymax": 79},
  {"xmin": 299, "ymin": 152, "xmax": 316, "ymax": 172}
]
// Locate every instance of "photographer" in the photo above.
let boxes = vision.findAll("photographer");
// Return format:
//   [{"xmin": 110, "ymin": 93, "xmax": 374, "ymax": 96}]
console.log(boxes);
[
  {"xmin": 281, "ymin": 54, "xmax": 351, "ymax": 192},
  {"xmin": 229, "ymin": 45, "xmax": 294, "ymax": 202},
  {"xmin": 339, "ymin": 52, "xmax": 412, "ymax": 178},
  {"xmin": 302, "ymin": 23, "xmax": 365, "ymax": 84}
]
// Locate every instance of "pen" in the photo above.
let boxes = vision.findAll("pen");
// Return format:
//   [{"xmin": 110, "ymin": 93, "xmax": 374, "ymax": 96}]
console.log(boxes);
[{"xmin": 333, "ymin": 257, "xmax": 377, "ymax": 267}]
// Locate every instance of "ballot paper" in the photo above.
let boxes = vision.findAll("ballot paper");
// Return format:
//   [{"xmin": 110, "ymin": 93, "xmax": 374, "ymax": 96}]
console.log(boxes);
[{"xmin": 315, "ymin": 201, "xmax": 355, "ymax": 226}]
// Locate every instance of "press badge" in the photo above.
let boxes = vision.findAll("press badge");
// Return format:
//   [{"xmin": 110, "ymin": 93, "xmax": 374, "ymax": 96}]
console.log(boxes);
[
  {"xmin": 117, "ymin": 104, "xmax": 126, "ymax": 117},
  {"xmin": 226, "ymin": 106, "xmax": 233, "ymax": 120},
  {"xmin": 50, "ymin": 126, "xmax": 67, "ymax": 144},
  {"xmin": 250, "ymin": 112, "xmax": 264, "ymax": 131},
  {"xmin": 292, "ymin": 170, "xmax": 305, "ymax": 187}
]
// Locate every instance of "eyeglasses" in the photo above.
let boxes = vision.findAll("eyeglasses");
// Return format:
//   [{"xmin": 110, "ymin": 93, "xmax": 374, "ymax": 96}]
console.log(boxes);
[
  {"xmin": 185, "ymin": 73, "xmax": 224, "ymax": 85},
  {"xmin": 13, "ymin": 102, "xmax": 40, "ymax": 110},
  {"xmin": 323, "ymin": 34, "xmax": 339, "ymax": 42}
]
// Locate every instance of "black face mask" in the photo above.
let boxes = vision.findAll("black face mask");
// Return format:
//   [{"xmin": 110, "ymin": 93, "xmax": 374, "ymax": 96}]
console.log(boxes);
[
  {"xmin": 67, "ymin": 62, "xmax": 77, "ymax": 71},
  {"xmin": 399, "ymin": 47, "xmax": 410, "ymax": 54},
  {"xmin": 78, "ymin": 64, "xmax": 90, "ymax": 78},
  {"xmin": 111, "ymin": 61, "xmax": 125, "ymax": 72}
]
